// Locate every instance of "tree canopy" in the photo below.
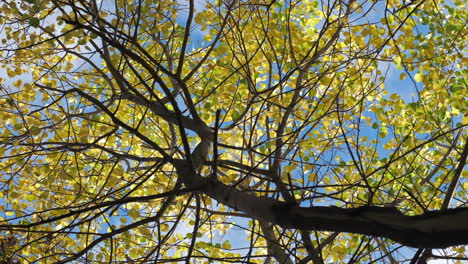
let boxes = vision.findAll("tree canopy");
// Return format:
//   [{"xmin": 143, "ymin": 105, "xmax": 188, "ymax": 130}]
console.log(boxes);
[{"xmin": 0, "ymin": 0, "xmax": 467, "ymax": 263}]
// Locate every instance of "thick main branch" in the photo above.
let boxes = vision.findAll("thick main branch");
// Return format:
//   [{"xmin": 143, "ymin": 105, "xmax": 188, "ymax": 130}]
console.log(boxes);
[{"xmin": 175, "ymin": 164, "xmax": 468, "ymax": 249}]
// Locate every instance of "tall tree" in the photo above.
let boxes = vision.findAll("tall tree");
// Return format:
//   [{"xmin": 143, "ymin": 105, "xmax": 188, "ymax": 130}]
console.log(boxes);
[{"xmin": 0, "ymin": 0, "xmax": 467, "ymax": 263}]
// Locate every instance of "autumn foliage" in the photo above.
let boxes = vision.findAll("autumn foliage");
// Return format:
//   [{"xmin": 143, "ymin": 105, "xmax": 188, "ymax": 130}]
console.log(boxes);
[{"xmin": 0, "ymin": 0, "xmax": 467, "ymax": 263}]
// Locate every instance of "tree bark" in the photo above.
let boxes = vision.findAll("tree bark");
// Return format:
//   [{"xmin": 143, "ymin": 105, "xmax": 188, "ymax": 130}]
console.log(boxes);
[{"xmin": 176, "ymin": 163, "xmax": 468, "ymax": 249}]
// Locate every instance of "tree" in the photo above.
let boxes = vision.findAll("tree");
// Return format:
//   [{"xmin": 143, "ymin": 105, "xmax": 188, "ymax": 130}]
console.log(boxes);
[{"xmin": 0, "ymin": 0, "xmax": 467, "ymax": 263}]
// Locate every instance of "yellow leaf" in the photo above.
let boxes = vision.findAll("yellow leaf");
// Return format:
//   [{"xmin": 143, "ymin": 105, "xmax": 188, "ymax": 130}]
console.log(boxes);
[
  {"xmin": 204, "ymin": 34, "xmax": 212, "ymax": 42},
  {"xmin": 451, "ymin": 108, "xmax": 460, "ymax": 116},
  {"xmin": 414, "ymin": 73, "xmax": 423, "ymax": 82},
  {"xmin": 6, "ymin": 68, "xmax": 16, "ymax": 77},
  {"xmin": 462, "ymin": 115, "xmax": 468, "ymax": 125},
  {"xmin": 128, "ymin": 208, "xmax": 140, "ymax": 219},
  {"xmin": 222, "ymin": 240, "xmax": 231, "ymax": 249},
  {"xmin": 308, "ymin": 173, "xmax": 317, "ymax": 182},
  {"xmin": 390, "ymin": 93, "xmax": 399, "ymax": 100},
  {"xmin": 138, "ymin": 227, "xmax": 152, "ymax": 237},
  {"xmin": 63, "ymin": 23, "xmax": 75, "ymax": 31},
  {"xmin": 160, "ymin": 223, "xmax": 169, "ymax": 232},
  {"xmin": 304, "ymin": 163, "xmax": 314, "ymax": 171}
]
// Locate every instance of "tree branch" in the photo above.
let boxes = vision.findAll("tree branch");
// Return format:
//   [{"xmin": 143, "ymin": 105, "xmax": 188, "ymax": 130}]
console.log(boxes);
[{"xmin": 175, "ymin": 163, "xmax": 468, "ymax": 249}]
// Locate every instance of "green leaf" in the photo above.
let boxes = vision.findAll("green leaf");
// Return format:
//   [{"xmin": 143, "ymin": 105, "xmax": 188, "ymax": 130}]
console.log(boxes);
[
  {"xmin": 14, "ymin": 123, "xmax": 23, "ymax": 130},
  {"xmin": 231, "ymin": 110, "xmax": 241, "ymax": 120},
  {"xmin": 30, "ymin": 126, "xmax": 41, "ymax": 136},
  {"xmin": 29, "ymin": 17, "xmax": 40, "ymax": 27},
  {"xmin": 26, "ymin": 194, "xmax": 36, "ymax": 202}
]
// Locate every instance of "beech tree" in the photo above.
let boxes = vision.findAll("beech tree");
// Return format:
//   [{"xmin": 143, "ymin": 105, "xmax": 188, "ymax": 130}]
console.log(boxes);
[{"xmin": 0, "ymin": 0, "xmax": 467, "ymax": 263}]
